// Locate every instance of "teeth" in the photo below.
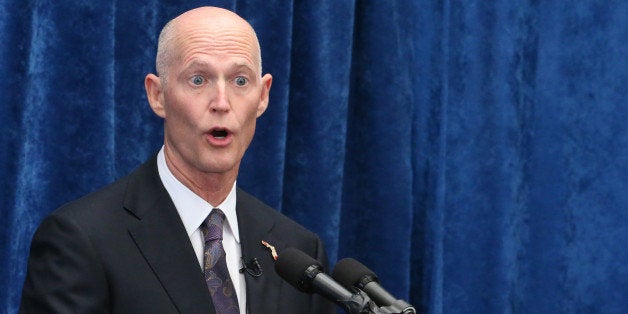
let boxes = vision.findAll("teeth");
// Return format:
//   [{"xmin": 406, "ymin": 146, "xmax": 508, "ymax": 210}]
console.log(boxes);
[{"xmin": 212, "ymin": 129, "xmax": 228, "ymax": 138}]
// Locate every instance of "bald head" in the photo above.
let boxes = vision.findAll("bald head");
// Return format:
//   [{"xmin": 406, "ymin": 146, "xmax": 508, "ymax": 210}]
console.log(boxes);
[{"xmin": 155, "ymin": 7, "xmax": 262, "ymax": 81}]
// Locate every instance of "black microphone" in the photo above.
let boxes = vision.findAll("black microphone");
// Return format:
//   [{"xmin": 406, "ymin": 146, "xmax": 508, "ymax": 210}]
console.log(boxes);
[
  {"xmin": 275, "ymin": 247, "xmax": 375, "ymax": 314},
  {"xmin": 332, "ymin": 258, "xmax": 416, "ymax": 314}
]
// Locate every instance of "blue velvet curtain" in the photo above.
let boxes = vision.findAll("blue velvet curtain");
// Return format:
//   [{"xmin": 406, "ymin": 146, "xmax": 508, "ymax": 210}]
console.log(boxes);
[{"xmin": 2, "ymin": 1, "xmax": 627, "ymax": 313}]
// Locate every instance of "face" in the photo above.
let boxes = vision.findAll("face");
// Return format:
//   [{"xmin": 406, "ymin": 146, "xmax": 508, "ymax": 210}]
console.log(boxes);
[{"xmin": 146, "ymin": 13, "xmax": 272, "ymax": 179}]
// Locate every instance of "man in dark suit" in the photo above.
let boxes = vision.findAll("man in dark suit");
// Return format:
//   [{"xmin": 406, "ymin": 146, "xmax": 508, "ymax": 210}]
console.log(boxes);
[{"xmin": 20, "ymin": 6, "xmax": 335, "ymax": 314}]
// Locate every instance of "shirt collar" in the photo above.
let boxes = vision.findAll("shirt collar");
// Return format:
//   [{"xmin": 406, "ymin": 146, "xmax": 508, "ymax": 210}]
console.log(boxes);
[{"xmin": 156, "ymin": 147, "xmax": 240, "ymax": 243}]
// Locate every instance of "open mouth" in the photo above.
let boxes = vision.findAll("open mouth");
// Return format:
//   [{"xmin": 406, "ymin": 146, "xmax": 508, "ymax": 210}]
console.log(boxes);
[{"xmin": 210, "ymin": 128, "xmax": 229, "ymax": 139}]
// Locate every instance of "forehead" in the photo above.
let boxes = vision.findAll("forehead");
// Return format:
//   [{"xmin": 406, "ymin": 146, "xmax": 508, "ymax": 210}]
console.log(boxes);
[{"xmin": 171, "ymin": 16, "xmax": 260, "ymax": 71}]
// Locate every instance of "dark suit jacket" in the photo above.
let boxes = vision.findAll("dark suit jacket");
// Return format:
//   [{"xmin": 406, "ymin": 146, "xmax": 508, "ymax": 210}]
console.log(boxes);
[{"xmin": 20, "ymin": 155, "xmax": 335, "ymax": 313}]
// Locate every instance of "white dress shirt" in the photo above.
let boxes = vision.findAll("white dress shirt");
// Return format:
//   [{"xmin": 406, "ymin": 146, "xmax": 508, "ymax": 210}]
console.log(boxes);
[{"xmin": 157, "ymin": 147, "xmax": 247, "ymax": 313}]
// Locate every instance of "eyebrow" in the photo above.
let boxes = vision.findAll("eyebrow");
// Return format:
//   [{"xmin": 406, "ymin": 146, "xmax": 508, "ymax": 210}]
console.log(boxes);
[
  {"xmin": 232, "ymin": 62, "xmax": 256, "ymax": 74},
  {"xmin": 182, "ymin": 59, "xmax": 257, "ymax": 75},
  {"xmin": 183, "ymin": 60, "xmax": 213, "ymax": 71}
]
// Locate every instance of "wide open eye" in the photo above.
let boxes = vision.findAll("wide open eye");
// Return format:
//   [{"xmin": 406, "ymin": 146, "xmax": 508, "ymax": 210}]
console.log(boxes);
[
  {"xmin": 234, "ymin": 76, "xmax": 248, "ymax": 87},
  {"xmin": 191, "ymin": 75, "xmax": 205, "ymax": 86}
]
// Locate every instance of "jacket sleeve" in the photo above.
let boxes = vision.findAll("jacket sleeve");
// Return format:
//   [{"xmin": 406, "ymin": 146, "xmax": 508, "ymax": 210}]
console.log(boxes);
[{"xmin": 19, "ymin": 213, "xmax": 109, "ymax": 313}]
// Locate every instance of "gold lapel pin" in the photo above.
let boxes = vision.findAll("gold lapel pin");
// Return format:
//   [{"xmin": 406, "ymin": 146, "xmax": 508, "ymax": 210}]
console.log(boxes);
[{"xmin": 261, "ymin": 240, "xmax": 278, "ymax": 261}]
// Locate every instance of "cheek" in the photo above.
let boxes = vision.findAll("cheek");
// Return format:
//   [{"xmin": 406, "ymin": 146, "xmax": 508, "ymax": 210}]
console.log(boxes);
[
  {"xmin": 236, "ymin": 103, "xmax": 260, "ymax": 140},
  {"xmin": 164, "ymin": 94, "xmax": 201, "ymax": 126},
  {"xmin": 241, "ymin": 104, "xmax": 262, "ymax": 130}
]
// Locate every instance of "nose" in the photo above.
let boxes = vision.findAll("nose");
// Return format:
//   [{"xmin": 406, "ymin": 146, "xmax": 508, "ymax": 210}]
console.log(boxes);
[{"xmin": 209, "ymin": 80, "xmax": 230, "ymax": 113}]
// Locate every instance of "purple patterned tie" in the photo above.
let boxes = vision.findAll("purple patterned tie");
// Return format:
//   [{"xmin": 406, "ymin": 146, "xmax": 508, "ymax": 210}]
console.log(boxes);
[{"xmin": 201, "ymin": 208, "xmax": 240, "ymax": 314}]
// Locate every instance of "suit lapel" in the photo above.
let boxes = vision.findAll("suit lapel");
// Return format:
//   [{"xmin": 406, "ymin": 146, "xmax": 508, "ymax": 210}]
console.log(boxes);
[
  {"xmin": 236, "ymin": 189, "xmax": 287, "ymax": 314},
  {"xmin": 124, "ymin": 156, "xmax": 215, "ymax": 314}
]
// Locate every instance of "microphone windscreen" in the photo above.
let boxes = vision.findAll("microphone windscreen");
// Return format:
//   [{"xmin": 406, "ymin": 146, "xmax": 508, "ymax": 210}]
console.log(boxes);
[
  {"xmin": 332, "ymin": 258, "xmax": 379, "ymax": 289},
  {"xmin": 275, "ymin": 247, "xmax": 322, "ymax": 293}
]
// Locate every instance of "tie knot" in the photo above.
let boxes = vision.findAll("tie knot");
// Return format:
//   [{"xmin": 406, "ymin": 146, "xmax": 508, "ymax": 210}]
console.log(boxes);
[{"xmin": 202, "ymin": 208, "xmax": 225, "ymax": 242}]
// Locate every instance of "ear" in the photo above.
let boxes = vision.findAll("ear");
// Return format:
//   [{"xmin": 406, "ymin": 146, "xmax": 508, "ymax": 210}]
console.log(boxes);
[
  {"xmin": 145, "ymin": 73, "xmax": 166, "ymax": 118},
  {"xmin": 256, "ymin": 73, "xmax": 272, "ymax": 117}
]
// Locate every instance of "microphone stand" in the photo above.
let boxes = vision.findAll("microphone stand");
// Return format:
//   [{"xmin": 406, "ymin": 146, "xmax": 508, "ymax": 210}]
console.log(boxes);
[
  {"xmin": 374, "ymin": 299, "xmax": 416, "ymax": 314},
  {"xmin": 335, "ymin": 289, "xmax": 376, "ymax": 314},
  {"xmin": 338, "ymin": 289, "xmax": 416, "ymax": 314}
]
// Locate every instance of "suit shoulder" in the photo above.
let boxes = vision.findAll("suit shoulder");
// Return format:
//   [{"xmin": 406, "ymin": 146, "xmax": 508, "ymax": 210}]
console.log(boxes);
[
  {"xmin": 54, "ymin": 172, "xmax": 130, "ymax": 218},
  {"xmin": 236, "ymin": 189, "xmax": 319, "ymax": 240},
  {"xmin": 50, "ymin": 156, "xmax": 157, "ymax": 224}
]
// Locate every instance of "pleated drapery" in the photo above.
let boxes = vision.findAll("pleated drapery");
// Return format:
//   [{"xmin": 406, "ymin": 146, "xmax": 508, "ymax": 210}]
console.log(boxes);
[{"xmin": 2, "ymin": 1, "xmax": 627, "ymax": 313}]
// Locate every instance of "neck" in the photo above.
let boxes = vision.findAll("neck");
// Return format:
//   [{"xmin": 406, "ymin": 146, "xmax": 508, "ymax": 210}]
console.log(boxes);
[{"xmin": 164, "ymin": 147, "xmax": 237, "ymax": 206}]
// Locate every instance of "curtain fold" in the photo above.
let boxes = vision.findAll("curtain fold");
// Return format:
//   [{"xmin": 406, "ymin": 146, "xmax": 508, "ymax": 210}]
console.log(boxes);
[
  {"xmin": 338, "ymin": 0, "xmax": 418, "ymax": 300},
  {"xmin": 280, "ymin": 0, "xmax": 355, "ymax": 264},
  {"xmin": 2, "ymin": 1, "xmax": 627, "ymax": 313}
]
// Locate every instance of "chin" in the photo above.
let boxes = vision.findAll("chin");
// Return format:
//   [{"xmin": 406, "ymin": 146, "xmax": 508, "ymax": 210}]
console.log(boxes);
[
  {"xmin": 195, "ymin": 149, "xmax": 243, "ymax": 173},
  {"xmin": 198, "ymin": 160, "xmax": 238, "ymax": 175}
]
